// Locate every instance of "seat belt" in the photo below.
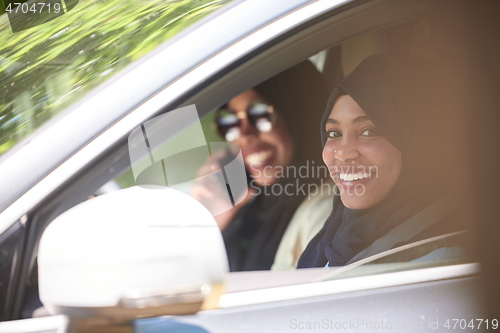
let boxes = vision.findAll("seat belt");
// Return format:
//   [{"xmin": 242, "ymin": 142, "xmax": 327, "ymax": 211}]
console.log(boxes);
[
  {"xmin": 312, "ymin": 193, "xmax": 460, "ymax": 283},
  {"xmin": 313, "ymin": 230, "xmax": 467, "ymax": 282},
  {"xmin": 345, "ymin": 193, "xmax": 456, "ymax": 265}
]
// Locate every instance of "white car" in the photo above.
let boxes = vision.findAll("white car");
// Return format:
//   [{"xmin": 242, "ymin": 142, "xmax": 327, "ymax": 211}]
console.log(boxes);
[{"xmin": 0, "ymin": 0, "xmax": 498, "ymax": 332}]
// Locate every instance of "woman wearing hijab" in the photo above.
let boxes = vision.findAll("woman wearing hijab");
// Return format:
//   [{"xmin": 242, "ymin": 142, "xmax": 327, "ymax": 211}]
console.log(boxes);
[
  {"xmin": 194, "ymin": 60, "xmax": 329, "ymax": 271},
  {"xmin": 298, "ymin": 54, "xmax": 469, "ymax": 268}
]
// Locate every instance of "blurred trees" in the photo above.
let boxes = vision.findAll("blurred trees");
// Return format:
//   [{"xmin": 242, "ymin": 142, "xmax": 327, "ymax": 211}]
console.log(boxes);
[{"xmin": 0, "ymin": 0, "xmax": 230, "ymax": 154}]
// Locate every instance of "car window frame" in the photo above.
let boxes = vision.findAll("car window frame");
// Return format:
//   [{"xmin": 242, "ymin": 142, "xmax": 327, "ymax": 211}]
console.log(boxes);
[{"xmin": 0, "ymin": 0, "xmax": 468, "ymax": 320}]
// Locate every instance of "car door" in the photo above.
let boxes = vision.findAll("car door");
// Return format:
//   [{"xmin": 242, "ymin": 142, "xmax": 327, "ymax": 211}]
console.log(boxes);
[{"xmin": 1, "ymin": 0, "xmax": 499, "ymax": 330}]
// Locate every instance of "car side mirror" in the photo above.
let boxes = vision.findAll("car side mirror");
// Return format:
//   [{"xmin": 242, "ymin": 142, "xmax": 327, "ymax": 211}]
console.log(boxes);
[{"xmin": 38, "ymin": 186, "xmax": 228, "ymax": 321}]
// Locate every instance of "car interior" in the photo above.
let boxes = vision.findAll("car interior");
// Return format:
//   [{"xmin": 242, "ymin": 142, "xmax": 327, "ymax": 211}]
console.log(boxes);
[{"xmin": 2, "ymin": 0, "xmax": 485, "ymax": 321}]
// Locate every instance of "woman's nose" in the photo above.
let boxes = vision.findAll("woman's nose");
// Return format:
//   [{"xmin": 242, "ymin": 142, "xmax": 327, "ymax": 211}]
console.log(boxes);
[{"xmin": 334, "ymin": 136, "xmax": 360, "ymax": 163}]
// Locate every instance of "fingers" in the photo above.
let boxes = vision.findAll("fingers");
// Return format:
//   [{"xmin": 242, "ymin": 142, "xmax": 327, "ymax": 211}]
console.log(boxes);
[{"xmin": 196, "ymin": 150, "xmax": 228, "ymax": 177}]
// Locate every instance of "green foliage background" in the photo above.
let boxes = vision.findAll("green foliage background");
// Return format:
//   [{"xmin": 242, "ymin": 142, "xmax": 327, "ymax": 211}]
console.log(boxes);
[{"xmin": 0, "ymin": 0, "xmax": 230, "ymax": 155}]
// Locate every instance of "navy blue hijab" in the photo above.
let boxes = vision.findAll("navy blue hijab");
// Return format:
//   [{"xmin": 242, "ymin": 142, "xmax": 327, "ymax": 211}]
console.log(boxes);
[{"xmin": 298, "ymin": 55, "xmax": 461, "ymax": 268}]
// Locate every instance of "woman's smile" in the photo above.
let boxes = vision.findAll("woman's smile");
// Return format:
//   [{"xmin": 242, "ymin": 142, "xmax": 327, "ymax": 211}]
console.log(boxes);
[
  {"xmin": 338, "ymin": 172, "xmax": 371, "ymax": 181},
  {"xmin": 332, "ymin": 168, "xmax": 374, "ymax": 196}
]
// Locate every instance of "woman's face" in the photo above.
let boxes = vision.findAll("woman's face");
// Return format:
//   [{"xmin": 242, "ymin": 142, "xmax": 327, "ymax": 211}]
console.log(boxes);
[
  {"xmin": 323, "ymin": 95, "xmax": 402, "ymax": 209},
  {"xmin": 226, "ymin": 89, "xmax": 294, "ymax": 186}
]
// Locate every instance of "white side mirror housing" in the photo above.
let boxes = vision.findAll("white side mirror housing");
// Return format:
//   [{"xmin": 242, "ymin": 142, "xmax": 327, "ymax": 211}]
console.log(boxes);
[{"xmin": 38, "ymin": 186, "xmax": 228, "ymax": 319}]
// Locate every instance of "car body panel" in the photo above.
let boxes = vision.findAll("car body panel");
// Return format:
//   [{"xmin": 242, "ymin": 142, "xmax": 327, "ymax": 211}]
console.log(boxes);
[{"xmin": 135, "ymin": 276, "xmax": 485, "ymax": 333}]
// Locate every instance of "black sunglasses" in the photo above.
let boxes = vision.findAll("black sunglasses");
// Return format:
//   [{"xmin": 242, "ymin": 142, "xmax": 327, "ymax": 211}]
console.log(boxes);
[{"xmin": 215, "ymin": 102, "xmax": 276, "ymax": 142}]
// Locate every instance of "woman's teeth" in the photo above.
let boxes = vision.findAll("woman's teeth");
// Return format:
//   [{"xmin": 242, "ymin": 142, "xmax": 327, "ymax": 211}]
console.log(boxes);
[
  {"xmin": 339, "ymin": 172, "xmax": 370, "ymax": 181},
  {"xmin": 245, "ymin": 150, "xmax": 271, "ymax": 166}
]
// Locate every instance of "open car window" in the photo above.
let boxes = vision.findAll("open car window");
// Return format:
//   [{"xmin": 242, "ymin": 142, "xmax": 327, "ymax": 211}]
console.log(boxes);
[{"xmin": 69, "ymin": 6, "xmax": 478, "ymax": 278}]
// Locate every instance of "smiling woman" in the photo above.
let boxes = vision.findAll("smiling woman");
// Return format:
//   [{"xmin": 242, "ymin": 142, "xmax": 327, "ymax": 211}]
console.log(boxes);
[
  {"xmin": 298, "ymin": 54, "xmax": 468, "ymax": 268},
  {"xmin": 191, "ymin": 61, "xmax": 329, "ymax": 272},
  {"xmin": 217, "ymin": 88, "xmax": 294, "ymax": 186}
]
